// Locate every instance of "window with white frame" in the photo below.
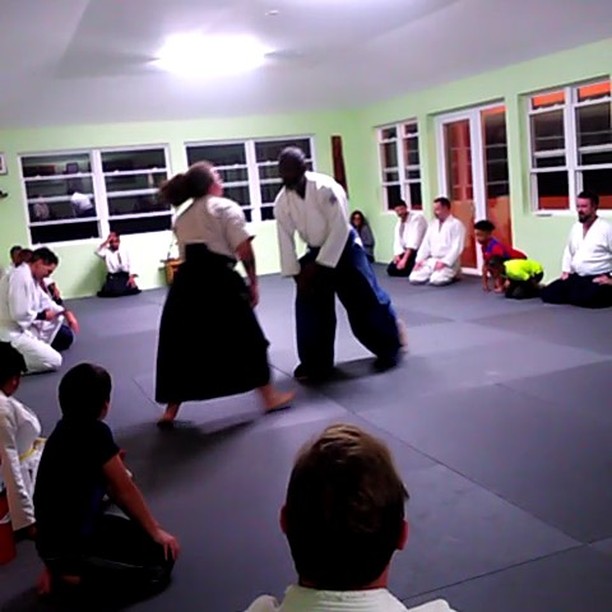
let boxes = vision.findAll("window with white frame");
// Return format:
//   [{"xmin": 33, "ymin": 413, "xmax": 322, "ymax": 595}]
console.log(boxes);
[
  {"xmin": 20, "ymin": 147, "xmax": 171, "ymax": 244},
  {"xmin": 529, "ymin": 79, "xmax": 612, "ymax": 211},
  {"xmin": 185, "ymin": 137, "xmax": 314, "ymax": 222},
  {"xmin": 378, "ymin": 121, "xmax": 423, "ymax": 210}
]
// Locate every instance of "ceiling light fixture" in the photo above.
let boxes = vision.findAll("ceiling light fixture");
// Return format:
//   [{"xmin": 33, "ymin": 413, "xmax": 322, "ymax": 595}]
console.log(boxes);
[{"xmin": 153, "ymin": 33, "xmax": 271, "ymax": 78}]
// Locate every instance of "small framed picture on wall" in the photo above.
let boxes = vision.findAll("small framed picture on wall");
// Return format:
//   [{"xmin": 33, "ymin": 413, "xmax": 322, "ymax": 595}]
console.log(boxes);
[{"xmin": 0, "ymin": 153, "xmax": 7, "ymax": 175}]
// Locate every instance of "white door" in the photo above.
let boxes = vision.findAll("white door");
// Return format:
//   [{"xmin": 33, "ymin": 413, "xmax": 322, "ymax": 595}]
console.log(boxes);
[{"xmin": 436, "ymin": 104, "xmax": 513, "ymax": 273}]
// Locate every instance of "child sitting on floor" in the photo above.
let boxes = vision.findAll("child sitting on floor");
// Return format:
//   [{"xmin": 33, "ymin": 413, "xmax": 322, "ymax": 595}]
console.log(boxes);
[
  {"xmin": 488, "ymin": 256, "xmax": 544, "ymax": 300},
  {"xmin": 474, "ymin": 220, "xmax": 526, "ymax": 292},
  {"xmin": 34, "ymin": 363, "xmax": 179, "ymax": 602}
]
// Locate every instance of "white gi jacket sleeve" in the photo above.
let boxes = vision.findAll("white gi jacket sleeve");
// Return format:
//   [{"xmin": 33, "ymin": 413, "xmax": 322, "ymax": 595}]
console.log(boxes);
[
  {"xmin": 407, "ymin": 215, "xmax": 428, "ymax": 251},
  {"xmin": 315, "ymin": 185, "xmax": 351, "ymax": 269},
  {"xmin": 415, "ymin": 226, "xmax": 433, "ymax": 263},
  {"xmin": 7, "ymin": 271, "xmax": 38, "ymax": 331},
  {"xmin": 393, "ymin": 221, "xmax": 403, "ymax": 256},
  {"xmin": 561, "ymin": 229, "xmax": 574, "ymax": 273},
  {"xmin": 441, "ymin": 220, "xmax": 466, "ymax": 268},
  {"xmin": 0, "ymin": 403, "xmax": 35, "ymax": 529},
  {"xmin": 120, "ymin": 248, "xmax": 132, "ymax": 274},
  {"xmin": 275, "ymin": 200, "xmax": 301, "ymax": 277}
]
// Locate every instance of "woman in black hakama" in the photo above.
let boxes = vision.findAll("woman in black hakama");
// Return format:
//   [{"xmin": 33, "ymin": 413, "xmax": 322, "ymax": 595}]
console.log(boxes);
[{"xmin": 154, "ymin": 162, "xmax": 294, "ymax": 427}]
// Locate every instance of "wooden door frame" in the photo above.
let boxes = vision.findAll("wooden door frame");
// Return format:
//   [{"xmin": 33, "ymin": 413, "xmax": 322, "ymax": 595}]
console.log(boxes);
[{"xmin": 436, "ymin": 103, "xmax": 506, "ymax": 275}]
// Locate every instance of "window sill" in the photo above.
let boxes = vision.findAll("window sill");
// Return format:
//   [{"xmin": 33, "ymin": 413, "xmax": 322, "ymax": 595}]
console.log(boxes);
[{"xmin": 533, "ymin": 210, "xmax": 612, "ymax": 218}]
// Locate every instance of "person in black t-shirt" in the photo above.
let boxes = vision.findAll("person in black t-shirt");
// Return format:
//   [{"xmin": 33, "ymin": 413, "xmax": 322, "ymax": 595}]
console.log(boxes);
[{"xmin": 33, "ymin": 363, "xmax": 180, "ymax": 600}]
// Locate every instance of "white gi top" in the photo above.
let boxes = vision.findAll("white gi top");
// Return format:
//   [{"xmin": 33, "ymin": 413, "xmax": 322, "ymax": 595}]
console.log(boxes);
[
  {"xmin": 274, "ymin": 172, "xmax": 351, "ymax": 277},
  {"xmin": 0, "ymin": 264, "xmax": 64, "ymax": 342},
  {"xmin": 244, "ymin": 585, "xmax": 456, "ymax": 612},
  {"xmin": 415, "ymin": 216, "xmax": 466, "ymax": 270},
  {"xmin": 0, "ymin": 390, "xmax": 43, "ymax": 531},
  {"xmin": 561, "ymin": 217, "xmax": 612, "ymax": 276},
  {"xmin": 95, "ymin": 245, "xmax": 132, "ymax": 274},
  {"xmin": 393, "ymin": 213, "xmax": 428, "ymax": 256},
  {"xmin": 172, "ymin": 196, "xmax": 253, "ymax": 260}
]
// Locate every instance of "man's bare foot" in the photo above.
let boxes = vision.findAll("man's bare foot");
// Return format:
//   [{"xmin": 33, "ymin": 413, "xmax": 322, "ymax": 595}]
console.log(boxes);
[
  {"xmin": 262, "ymin": 389, "xmax": 295, "ymax": 413},
  {"xmin": 397, "ymin": 319, "xmax": 409, "ymax": 352}
]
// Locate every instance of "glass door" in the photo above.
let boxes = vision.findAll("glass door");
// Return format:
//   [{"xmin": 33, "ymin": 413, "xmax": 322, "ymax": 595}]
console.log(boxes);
[{"xmin": 437, "ymin": 104, "xmax": 512, "ymax": 273}]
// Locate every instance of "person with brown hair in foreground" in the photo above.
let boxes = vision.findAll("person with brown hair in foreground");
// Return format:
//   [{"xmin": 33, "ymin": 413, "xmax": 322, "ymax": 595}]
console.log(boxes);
[{"xmin": 245, "ymin": 424, "xmax": 456, "ymax": 611}]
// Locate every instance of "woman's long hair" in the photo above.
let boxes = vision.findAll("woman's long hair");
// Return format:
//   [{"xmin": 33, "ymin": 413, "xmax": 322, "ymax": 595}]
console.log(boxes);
[
  {"xmin": 159, "ymin": 161, "xmax": 216, "ymax": 207},
  {"xmin": 350, "ymin": 210, "xmax": 369, "ymax": 230}
]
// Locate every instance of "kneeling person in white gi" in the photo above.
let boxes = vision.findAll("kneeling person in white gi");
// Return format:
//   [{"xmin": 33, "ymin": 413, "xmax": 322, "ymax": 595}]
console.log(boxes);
[
  {"xmin": 409, "ymin": 197, "xmax": 466, "ymax": 286},
  {"xmin": 0, "ymin": 248, "xmax": 79, "ymax": 374}
]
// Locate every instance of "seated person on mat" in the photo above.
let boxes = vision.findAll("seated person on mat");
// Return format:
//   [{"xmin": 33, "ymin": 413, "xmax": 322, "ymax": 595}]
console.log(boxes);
[
  {"xmin": 488, "ymin": 256, "xmax": 544, "ymax": 300},
  {"xmin": 474, "ymin": 220, "xmax": 526, "ymax": 292},
  {"xmin": 541, "ymin": 191, "xmax": 612, "ymax": 309},
  {"xmin": 387, "ymin": 200, "xmax": 427, "ymax": 277},
  {"xmin": 96, "ymin": 233, "xmax": 141, "ymax": 298},
  {"xmin": 245, "ymin": 424, "xmax": 455, "ymax": 612},
  {"xmin": 34, "ymin": 363, "xmax": 179, "ymax": 599},
  {"xmin": 409, "ymin": 197, "xmax": 466, "ymax": 286},
  {"xmin": 350, "ymin": 210, "xmax": 376, "ymax": 263},
  {"xmin": 0, "ymin": 247, "xmax": 78, "ymax": 374},
  {"xmin": 0, "ymin": 343, "xmax": 44, "ymax": 539}
]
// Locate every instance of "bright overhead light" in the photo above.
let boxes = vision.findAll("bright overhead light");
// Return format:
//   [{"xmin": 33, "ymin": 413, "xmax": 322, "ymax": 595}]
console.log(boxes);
[{"xmin": 153, "ymin": 33, "xmax": 271, "ymax": 78}]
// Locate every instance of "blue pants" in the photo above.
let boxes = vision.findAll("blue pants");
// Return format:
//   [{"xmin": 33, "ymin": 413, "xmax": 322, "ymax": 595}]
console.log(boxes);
[
  {"xmin": 295, "ymin": 234, "xmax": 401, "ymax": 372},
  {"xmin": 51, "ymin": 324, "xmax": 74, "ymax": 352}
]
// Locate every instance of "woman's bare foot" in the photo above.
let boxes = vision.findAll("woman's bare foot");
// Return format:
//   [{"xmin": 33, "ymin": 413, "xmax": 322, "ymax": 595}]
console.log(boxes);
[
  {"xmin": 258, "ymin": 385, "xmax": 295, "ymax": 413},
  {"xmin": 157, "ymin": 402, "xmax": 180, "ymax": 428}
]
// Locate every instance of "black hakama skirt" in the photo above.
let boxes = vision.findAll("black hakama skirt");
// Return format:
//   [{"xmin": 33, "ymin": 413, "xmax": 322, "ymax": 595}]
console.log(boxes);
[{"xmin": 155, "ymin": 244, "xmax": 271, "ymax": 404}]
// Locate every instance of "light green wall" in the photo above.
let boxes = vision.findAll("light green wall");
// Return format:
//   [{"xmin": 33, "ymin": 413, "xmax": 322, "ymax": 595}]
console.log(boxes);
[
  {"xmin": 0, "ymin": 111, "xmax": 355, "ymax": 297},
  {"xmin": 1, "ymin": 38, "xmax": 611, "ymax": 296},
  {"xmin": 344, "ymin": 38, "xmax": 612, "ymax": 279}
]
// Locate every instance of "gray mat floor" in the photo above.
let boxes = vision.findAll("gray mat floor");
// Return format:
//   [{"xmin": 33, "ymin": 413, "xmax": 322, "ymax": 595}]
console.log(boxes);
[{"xmin": 1, "ymin": 268, "xmax": 611, "ymax": 612}]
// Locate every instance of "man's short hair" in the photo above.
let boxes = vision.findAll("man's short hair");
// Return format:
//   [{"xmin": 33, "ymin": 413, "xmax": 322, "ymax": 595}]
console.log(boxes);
[
  {"xmin": 393, "ymin": 200, "xmax": 408, "ymax": 209},
  {"xmin": 577, "ymin": 190, "xmax": 599, "ymax": 207},
  {"xmin": 9, "ymin": 245, "xmax": 22, "ymax": 257},
  {"xmin": 0, "ymin": 343, "xmax": 27, "ymax": 385},
  {"xmin": 31, "ymin": 247, "xmax": 59, "ymax": 266},
  {"xmin": 58, "ymin": 363, "xmax": 112, "ymax": 421},
  {"xmin": 278, "ymin": 146, "xmax": 307, "ymax": 167},
  {"xmin": 284, "ymin": 424, "xmax": 409, "ymax": 590},
  {"xmin": 434, "ymin": 196, "xmax": 451, "ymax": 208},
  {"xmin": 474, "ymin": 220, "xmax": 495, "ymax": 232}
]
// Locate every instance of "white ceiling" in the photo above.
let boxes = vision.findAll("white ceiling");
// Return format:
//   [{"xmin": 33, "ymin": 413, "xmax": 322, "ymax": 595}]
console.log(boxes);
[{"xmin": 1, "ymin": 0, "xmax": 611, "ymax": 128}]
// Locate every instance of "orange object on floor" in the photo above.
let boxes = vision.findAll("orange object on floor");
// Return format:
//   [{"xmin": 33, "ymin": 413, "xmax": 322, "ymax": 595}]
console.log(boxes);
[{"xmin": 0, "ymin": 490, "xmax": 17, "ymax": 565}]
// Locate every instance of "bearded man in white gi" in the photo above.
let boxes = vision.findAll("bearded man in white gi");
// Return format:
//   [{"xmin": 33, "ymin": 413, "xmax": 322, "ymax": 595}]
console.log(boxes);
[{"xmin": 541, "ymin": 190, "xmax": 612, "ymax": 308}]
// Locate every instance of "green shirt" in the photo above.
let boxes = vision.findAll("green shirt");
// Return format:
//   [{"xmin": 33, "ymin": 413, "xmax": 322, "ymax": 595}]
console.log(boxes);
[{"xmin": 504, "ymin": 259, "xmax": 544, "ymax": 281}]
